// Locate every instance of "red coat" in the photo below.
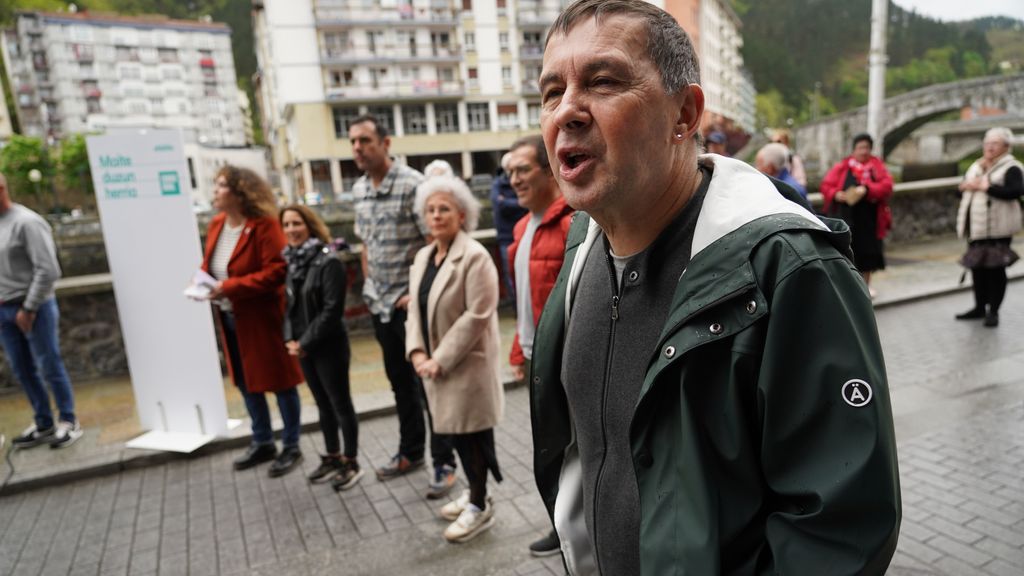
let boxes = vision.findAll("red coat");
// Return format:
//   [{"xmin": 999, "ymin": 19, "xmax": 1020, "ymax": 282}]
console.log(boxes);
[
  {"xmin": 820, "ymin": 155, "xmax": 894, "ymax": 239},
  {"xmin": 508, "ymin": 196, "xmax": 574, "ymax": 366},
  {"xmin": 202, "ymin": 213, "xmax": 303, "ymax": 393}
]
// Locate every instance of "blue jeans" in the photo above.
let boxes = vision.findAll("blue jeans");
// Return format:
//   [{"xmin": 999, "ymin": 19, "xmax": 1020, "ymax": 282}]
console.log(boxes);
[
  {"xmin": 0, "ymin": 299, "xmax": 76, "ymax": 429},
  {"xmin": 498, "ymin": 241, "xmax": 515, "ymax": 300},
  {"xmin": 220, "ymin": 312, "xmax": 301, "ymax": 448}
]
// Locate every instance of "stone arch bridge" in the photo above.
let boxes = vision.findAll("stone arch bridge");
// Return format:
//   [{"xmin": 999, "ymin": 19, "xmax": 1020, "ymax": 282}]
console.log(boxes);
[{"xmin": 794, "ymin": 74, "xmax": 1024, "ymax": 175}]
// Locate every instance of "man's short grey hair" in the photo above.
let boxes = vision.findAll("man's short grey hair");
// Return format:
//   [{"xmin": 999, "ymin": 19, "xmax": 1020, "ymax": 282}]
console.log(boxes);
[
  {"xmin": 500, "ymin": 152, "xmax": 513, "ymax": 172},
  {"xmin": 984, "ymin": 127, "xmax": 1014, "ymax": 147},
  {"xmin": 414, "ymin": 176, "xmax": 481, "ymax": 232},
  {"xmin": 547, "ymin": 0, "xmax": 701, "ymax": 95},
  {"xmin": 758, "ymin": 143, "xmax": 790, "ymax": 172},
  {"xmin": 424, "ymin": 159, "xmax": 455, "ymax": 178}
]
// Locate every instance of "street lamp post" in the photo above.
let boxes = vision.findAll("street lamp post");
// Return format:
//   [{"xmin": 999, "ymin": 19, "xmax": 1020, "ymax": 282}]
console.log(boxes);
[{"xmin": 867, "ymin": 0, "xmax": 889, "ymax": 155}]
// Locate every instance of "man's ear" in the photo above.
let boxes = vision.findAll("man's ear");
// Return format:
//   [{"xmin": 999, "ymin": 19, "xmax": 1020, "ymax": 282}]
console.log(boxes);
[{"xmin": 674, "ymin": 83, "xmax": 704, "ymax": 140}]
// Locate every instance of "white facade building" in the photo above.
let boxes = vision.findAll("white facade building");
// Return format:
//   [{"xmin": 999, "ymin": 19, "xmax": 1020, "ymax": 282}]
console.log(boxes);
[
  {"xmin": 2, "ymin": 11, "xmax": 246, "ymax": 146},
  {"xmin": 254, "ymin": 0, "xmax": 581, "ymax": 199}
]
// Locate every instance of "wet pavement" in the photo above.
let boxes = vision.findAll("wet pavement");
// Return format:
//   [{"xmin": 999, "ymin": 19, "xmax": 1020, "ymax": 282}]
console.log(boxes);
[{"xmin": 1, "ymin": 234, "xmax": 1023, "ymax": 575}]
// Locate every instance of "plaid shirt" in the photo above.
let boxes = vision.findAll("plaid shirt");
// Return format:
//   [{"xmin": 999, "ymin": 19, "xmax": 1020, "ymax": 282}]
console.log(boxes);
[{"xmin": 353, "ymin": 161, "xmax": 427, "ymax": 323}]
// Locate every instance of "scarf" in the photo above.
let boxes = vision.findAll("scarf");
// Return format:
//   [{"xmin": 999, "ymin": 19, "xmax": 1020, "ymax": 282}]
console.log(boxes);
[
  {"xmin": 283, "ymin": 238, "xmax": 325, "ymax": 286},
  {"xmin": 846, "ymin": 157, "xmax": 875, "ymax": 185}
]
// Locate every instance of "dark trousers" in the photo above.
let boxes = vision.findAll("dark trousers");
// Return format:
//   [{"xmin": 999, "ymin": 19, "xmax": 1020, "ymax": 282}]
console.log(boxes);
[
  {"xmin": 372, "ymin": 309, "xmax": 455, "ymax": 468},
  {"xmin": 300, "ymin": 338, "xmax": 358, "ymax": 459},
  {"xmin": 971, "ymin": 266, "xmax": 1009, "ymax": 313},
  {"xmin": 453, "ymin": 429, "xmax": 502, "ymax": 509},
  {"xmin": 222, "ymin": 312, "xmax": 301, "ymax": 447}
]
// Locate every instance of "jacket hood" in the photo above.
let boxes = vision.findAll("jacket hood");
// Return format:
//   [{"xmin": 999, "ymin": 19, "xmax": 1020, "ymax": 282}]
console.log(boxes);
[{"xmin": 563, "ymin": 155, "xmax": 837, "ymax": 321}]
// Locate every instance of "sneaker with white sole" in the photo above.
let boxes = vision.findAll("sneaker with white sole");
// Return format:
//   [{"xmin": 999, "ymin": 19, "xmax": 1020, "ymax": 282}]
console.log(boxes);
[
  {"xmin": 49, "ymin": 420, "xmax": 83, "ymax": 449},
  {"xmin": 12, "ymin": 424, "xmax": 56, "ymax": 449},
  {"xmin": 443, "ymin": 502, "xmax": 495, "ymax": 543},
  {"xmin": 440, "ymin": 489, "xmax": 471, "ymax": 521}
]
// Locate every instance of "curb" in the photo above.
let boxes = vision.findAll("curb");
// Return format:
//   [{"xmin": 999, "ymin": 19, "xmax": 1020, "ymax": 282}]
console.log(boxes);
[{"xmin": 0, "ymin": 380, "xmax": 526, "ymax": 497}]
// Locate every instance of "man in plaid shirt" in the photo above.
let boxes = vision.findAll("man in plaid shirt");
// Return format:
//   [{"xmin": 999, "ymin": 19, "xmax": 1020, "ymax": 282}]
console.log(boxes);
[{"xmin": 350, "ymin": 115, "xmax": 457, "ymax": 497}]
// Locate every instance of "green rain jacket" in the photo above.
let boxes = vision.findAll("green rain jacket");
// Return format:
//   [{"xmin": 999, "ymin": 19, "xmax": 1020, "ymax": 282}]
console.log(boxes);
[{"xmin": 530, "ymin": 156, "xmax": 901, "ymax": 575}]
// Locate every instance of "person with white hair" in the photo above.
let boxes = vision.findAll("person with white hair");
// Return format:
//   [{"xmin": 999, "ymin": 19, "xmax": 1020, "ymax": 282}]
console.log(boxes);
[
  {"xmin": 955, "ymin": 127, "xmax": 1022, "ymax": 327},
  {"xmin": 755, "ymin": 142, "xmax": 807, "ymax": 198},
  {"xmin": 406, "ymin": 175, "xmax": 504, "ymax": 543},
  {"xmin": 424, "ymin": 159, "xmax": 456, "ymax": 178}
]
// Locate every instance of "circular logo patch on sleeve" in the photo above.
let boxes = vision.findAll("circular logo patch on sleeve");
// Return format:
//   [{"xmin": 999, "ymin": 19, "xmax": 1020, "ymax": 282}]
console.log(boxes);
[{"xmin": 842, "ymin": 379, "xmax": 873, "ymax": 407}]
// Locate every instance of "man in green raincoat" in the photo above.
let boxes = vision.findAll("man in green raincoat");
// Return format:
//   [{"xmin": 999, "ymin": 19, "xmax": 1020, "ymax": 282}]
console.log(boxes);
[{"xmin": 530, "ymin": 1, "xmax": 901, "ymax": 574}]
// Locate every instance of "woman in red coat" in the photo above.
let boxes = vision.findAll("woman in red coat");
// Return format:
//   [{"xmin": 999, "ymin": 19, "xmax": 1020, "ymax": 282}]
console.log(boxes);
[
  {"xmin": 820, "ymin": 133, "xmax": 893, "ymax": 297},
  {"xmin": 203, "ymin": 166, "xmax": 304, "ymax": 477}
]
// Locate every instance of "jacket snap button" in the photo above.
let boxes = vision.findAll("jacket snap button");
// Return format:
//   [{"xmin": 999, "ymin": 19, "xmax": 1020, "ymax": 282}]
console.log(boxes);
[
  {"xmin": 746, "ymin": 300, "xmax": 757, "ymax": 314},
  {"xmin": 664, "ymin": 346, "xmax": 676, "ymax": 359},
  {"xmin": 533, "ymin": 376, "xmax": 541, "ymax": 384},
  {"xmin": 628, "ymin": 270, "xmax": 639, "ymax": 282},
  {"xmin": 709, "ymin": 323, "xmax": 723, "ymax": 335}
]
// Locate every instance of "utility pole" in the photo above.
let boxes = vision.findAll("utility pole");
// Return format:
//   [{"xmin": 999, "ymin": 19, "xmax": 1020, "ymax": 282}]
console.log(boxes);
[{"xmin": 867, "ymin": 0, "xmax": 888, "ymax": 156}]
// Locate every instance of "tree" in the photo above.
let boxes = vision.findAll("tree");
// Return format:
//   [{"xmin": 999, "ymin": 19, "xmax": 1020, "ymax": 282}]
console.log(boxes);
[
  {"xmin": 58, "ymin": 134, "xmax": 94, "ymax": 198},
  {"xmin": 0, "ymin": 135, "xmax": 53, "ymax": 200}
]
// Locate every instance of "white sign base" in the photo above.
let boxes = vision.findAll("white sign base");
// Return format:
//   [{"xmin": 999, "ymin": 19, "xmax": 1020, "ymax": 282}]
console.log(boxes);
[{"xmin": 126, "ymin": 430, "xmax": 216, "ymax": 453}]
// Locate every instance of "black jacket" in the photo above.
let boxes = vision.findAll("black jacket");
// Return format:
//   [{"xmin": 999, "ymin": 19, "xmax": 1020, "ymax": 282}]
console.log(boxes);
[{"xmin": 284, "ymin": 247, "xmax": 348, "ymax": 352}]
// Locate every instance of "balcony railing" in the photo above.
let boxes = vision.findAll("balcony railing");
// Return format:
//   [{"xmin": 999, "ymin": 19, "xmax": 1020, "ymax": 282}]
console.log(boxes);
[
  {"xmin": 517, "ymin": 9, "xmax": 560, "ymax": 27},
  {"xmin": 325, "ymin": 80, "xmax": 463, "ymax": 101},
  {"xmin": 315, "ymin": 8, "xmax": 457, "ymax": 27},
  {"xmin": 522, "ymin": 80, "xmax": 540, "ymax": 95},
  {"xmin": 520, "ymin": 45, "xmax": 543, "ymax": 60},
  {"xmin": 322, "ymin": 45, "xmax": 460, "ymax": 64}
]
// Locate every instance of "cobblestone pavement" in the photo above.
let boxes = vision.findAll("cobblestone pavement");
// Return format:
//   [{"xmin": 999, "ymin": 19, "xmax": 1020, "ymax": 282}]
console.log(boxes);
[{"xmin": 2, "ymin": 285, "xmax": 1024, "ymax": 575}]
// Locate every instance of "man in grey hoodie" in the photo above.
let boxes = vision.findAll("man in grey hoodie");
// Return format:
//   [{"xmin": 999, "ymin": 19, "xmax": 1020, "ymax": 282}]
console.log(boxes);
[{"xmin": 0, "ymin": 172, "xmax": 82, "ymax": 449}]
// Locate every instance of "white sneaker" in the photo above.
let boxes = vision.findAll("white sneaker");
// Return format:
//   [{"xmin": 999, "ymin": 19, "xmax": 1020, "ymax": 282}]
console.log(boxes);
[
  {"xmin": 440, "ymin": 489, "xmax": 470, "ymax": 521},
  {"xmin": 50, "ymin": 420, "xmax": 83, "ymax": 449},
  {"xmin": 443, "ymin": 501, "xmax": 495, "ymax": 543}
]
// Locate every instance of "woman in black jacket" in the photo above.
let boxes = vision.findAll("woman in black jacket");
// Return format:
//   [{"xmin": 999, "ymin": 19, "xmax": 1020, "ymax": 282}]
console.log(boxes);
[{"xmin": 280, "ymin": 204, "xmax": 362, "ymax": 490}]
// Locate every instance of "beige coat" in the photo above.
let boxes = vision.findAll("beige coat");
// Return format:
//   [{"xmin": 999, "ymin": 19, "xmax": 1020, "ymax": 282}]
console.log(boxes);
[
  {"xmin": 957, "ymin": 153, "xmax": 1023, "ymax": 241},
  {"xmin": 406, "ymin": 230, "xmax": 504, "ymax": 434}
]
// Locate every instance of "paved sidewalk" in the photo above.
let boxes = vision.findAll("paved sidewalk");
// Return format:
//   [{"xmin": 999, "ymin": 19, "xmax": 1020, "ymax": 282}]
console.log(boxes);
[{"xmin": 1, "ymin": 280, "xmax": 1023, "ymax": 574}]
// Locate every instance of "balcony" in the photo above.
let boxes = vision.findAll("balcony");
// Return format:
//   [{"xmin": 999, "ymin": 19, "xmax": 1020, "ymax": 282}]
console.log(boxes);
[
  {"xmin": 517, "ymin": 8, "xmax": 560, "ymax": 29},
  {"xmin": 315, "ymin": 8, "xmax": 457, "ymax": 29},
  {"xmin": 74, "ymin": 46, "xmax": 95, "ymax": 63},
  {"xmin": 519, "ymin": 45, "xmax": 543, "ymax": 61},
  {"xmin": 325, "ymin": 80, "xmax": 463, "ymax": 102},
  {"xmin": 200, "ymin": 57, "xmax": 216, "ymax": 68},
  {"xmin": 322, "ymin": 45, "xmax": 460, "ymax": 65},
  {"xmin": 84, "ymin": 87, "xmax": 102, "ymax": 99},
  {"xmin": 521, "ymin": 79, "xmax": 540, "ymax": 95}
]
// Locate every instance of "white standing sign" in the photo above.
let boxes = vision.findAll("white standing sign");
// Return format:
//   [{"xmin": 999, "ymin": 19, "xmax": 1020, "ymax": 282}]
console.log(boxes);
[{"xmin": 88, "ymin": 130, "xmax": 231, "ymax": 452}]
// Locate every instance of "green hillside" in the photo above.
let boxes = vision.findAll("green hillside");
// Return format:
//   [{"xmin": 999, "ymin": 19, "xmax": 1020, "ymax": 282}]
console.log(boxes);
[{"xmin": 732, "ymin": 0, "xmax": 1022, "ymax": 129}]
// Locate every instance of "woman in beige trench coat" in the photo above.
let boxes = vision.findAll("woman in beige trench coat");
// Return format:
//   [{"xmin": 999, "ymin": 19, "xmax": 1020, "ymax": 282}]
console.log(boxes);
[{"xmin": 406, "ymin": 175, "xmax": 504, "ymax": 544}]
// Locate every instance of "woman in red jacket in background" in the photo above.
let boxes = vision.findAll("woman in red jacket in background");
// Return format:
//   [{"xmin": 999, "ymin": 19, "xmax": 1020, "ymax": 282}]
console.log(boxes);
[
  {"xmin": 820, "ymin": 133, "xmax": 894, "ymax": 297},
  {"xmin": 203, "ymin": 166, "xmax": 305, "ymax": 477}
]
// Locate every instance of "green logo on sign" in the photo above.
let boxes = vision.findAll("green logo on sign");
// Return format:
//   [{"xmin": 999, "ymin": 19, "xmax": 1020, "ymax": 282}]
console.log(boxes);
[{"xmin": 159, "ymin": 171, "xmax": 180, "ymax": 196}]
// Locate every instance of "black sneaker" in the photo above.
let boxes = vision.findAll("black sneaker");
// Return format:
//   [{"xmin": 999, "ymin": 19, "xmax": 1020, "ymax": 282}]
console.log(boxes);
[
  {"xmin": 955, "ymin": 307, "xmax": 986, "ymax": 320},
  {"xmin": 49, "ymin": 420, "xmax": 83, "ymax": 449},
  {"xmin": 308, "ymin": 455, "xmax": 344, "ymax": 483},
  {"xmin": 984, "ymin": 312, "xmax": 999, "ymax": 327},
  {"xmin": 528, "ymin": 530, "xmax": 561, "ymax": 557},
  {"xmin": 233, "ymin": 443, "xmax": 278, "ymax": 471},
  {"xmin": 12, "ymin": 424, "xmax": 56, "ymax": 449},
  {"xmin": 331, "ymin": 458, "xmax": 365, "ymax": 491},
  {"xmin": 268, "ymin": 446, "xmax": 303, "ymax": 478}
]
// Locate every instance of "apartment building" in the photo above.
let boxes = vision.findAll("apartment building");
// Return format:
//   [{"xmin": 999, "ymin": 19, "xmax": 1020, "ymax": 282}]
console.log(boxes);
[
  {"xmin": 254, "ymin": 0, "xmax": 575, "ymax": 199},
  {"xmin": 0, "ymin": 74, "xmax": 13, "ymax": 141},
  {"xmin": 664, "ymin": 0, "xmax": 755, "ymax": 134},
  {"xmin": 1, "ymin": 11, "xmax": 246, "ymax": 146}
]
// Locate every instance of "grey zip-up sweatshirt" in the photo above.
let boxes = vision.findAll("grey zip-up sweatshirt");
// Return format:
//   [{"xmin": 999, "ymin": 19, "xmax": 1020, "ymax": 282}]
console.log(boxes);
[{"xmin": 0, "ymin": 204, "xmax": 62, "ymax": 310}]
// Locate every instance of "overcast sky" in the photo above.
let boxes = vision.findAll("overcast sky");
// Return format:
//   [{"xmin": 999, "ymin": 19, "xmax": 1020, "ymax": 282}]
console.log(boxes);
[{"xmin": 892, "ymin": 0, "xmax": 1024, "ymax": 22}]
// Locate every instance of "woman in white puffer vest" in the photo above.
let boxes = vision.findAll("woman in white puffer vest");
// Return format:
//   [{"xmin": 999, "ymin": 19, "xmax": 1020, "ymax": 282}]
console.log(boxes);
[{"xmin": 955, "ymin": 127, "xmax": 1023, "ymax": 327}]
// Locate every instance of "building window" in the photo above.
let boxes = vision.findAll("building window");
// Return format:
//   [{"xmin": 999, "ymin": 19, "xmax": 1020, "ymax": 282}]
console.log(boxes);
[
  {"xmin": 86, "ymin": 98, "xmax": 102, "ymax": 114},
  {"xmin": 366, "ymin": 105, "xmax": 394, "ymax": 134},
  {"xmin": 330, "ymin": 69, "xmax": 354, "ymax": 87},
  {"xmin": 496, "ymin": 0, "xmax": 506, "ymax": 7},
  {"xmin": 158, "ymin": 47, "xmax": 178, "ymax": 63},
  {"xmin": 119, "ymin": 66, "xmax": 142, "ymax": 80},
  {"xmin": 333, "ymin": 106, "xmax": 361, "ymax": 138},
  {"xmin": 462, "ymin": 0, "xmax": 472, "ymax": 10},
  {"xmin": 439, "ymin": 67, "xmax": 456, "ymax": 83},
  {"xmin": 468, "ymin": 67, "xmax": 478, "ymax": 88},
  {"xmin": 366, "ymin": 30, "xmax": 385, "ymax": 55},
  {"xmin": 497, "ymin": 103, "xmax": 518, "ymax": 130},
  {"xmin": 502, "ymin": 66, "xmax": 513, "ymax": 85},
  {"xmin": 527, "ymin": 103, "xmax": 541, "ymax": 127},
  {"xmin": 115, "ymin": 45, "xmax": 139, "ymax": 62},
  {"xmin": 499, "ymin": 33, "xmax": 509, "ymax": 51},
  {"xmin": 323, "ymin": 32, "xmax": 350, "ymax": 58},
  {"xmin": 403, "ymin": 104, "xmax": 428, "ymax": 135},
  {"xmin": 400, "ymin": 66, "xmax": 420, "ymax": 81},
  {"xmin": 464, "ymin": 32, "xmax": 475, "ymax": 51},
  {"xmin": 150, "ymin": 98, "xmax": 164, "ymax": 114},
  {"xmin": 467, "ymin": 103, "xmax": 490, "ymax": 132},
  {"xmin": 435, "ymin": 103, "xmax": 459, "ymax": 134}
]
